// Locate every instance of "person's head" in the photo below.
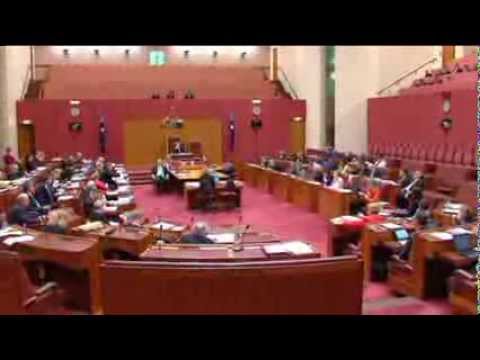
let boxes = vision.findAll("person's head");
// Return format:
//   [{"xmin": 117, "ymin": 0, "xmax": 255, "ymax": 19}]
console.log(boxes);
[
  {"xmin": 27, "ymin": 153, "xmax": 35, "ymax": 162},
  {"xmin": 16, "ymin": 193, "xmax": 30, "ymax": 207},
  {"xmin": 414, "ymin": 170, "xmax": 423, "ymax": 179},
  {"xmin": 419, "ymin": 199, "xmax": 430, "ymax": 211},
  {"xmin": 90, "ymin": 171, "xmax": 100, "ymax": 181},
  {"xmin": 192, "ymin": 221, "xmax": 208, "ymax": 236},
  {"xmin": 23, "ymin": 181, "xmax": 36, "ymax": 194},
  {"xmin": 53, "ymin": 168, "xmax": 62, "ymax": 180},
  {"xmin": 86, "ymin": 180, "xmax": 96, "ymax": 190},
  {"xmin": 5, "ymin": 147, "xmax": 12, "ymax": 154}
]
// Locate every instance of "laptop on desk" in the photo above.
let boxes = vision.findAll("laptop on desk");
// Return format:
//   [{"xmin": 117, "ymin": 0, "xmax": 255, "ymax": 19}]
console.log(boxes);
[
  {"xmin": 452, "ymin": 233, "xmax": 479, "ymax": 260},
  {"xmin": 393, "ymin": 228, "xmax": 411, "ymax": 245}
]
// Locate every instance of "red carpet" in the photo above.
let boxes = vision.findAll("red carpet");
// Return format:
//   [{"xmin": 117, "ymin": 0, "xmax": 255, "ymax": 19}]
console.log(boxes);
[{"xmin": 133, "ymin": 184, "xmax": 452, "ymax": 315}]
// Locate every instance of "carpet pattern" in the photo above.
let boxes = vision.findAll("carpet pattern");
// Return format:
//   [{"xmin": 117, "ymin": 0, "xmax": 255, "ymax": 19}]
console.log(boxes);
[{"xmin": 133, "ymin": 184, "xmax": 452, "ymax": 315}]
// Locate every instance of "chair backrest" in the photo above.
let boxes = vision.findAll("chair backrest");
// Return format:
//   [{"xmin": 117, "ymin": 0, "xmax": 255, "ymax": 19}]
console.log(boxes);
[
  {"xmin": 100, "ymin": 256, "xmax": 364, "ymax": 315},
  {"xmin": 0, "ymin": 251, "xmax": 27, "ymax": 314}
]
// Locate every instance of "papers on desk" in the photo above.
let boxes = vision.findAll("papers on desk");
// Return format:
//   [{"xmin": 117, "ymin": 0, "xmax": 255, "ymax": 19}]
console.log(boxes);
[
  {"xmin": 58, "ymin": 195, "xmax": 74, "ymax": 201},
  {"xmin": 447, "ymin": 227, "xmax": 473, "ymax": 236},
  {"xmin": 330, "ymin": 188, "xmax": 352, "ymax": 193},
  {"xmin": 0, "ymin": 227, "xmax": 25, "ymax": 238},
  {"xmin": 381, "ymin": 223, "xmax": 403, "ymax": 230},
  {"xmin": 429, "ymin": 232, "xmax": 454, "ymax": 241},
  {"xmin": 207, "ymin": 233, "xmax": 236, "ymax": 244},
  {"xmin": 108, "ymin": 196, "xmax": 134, "ymax": 207},
  {"xmin": 117, "ymin": 185, "xmax": 131, "ymax": 193},
  {"xmin": 3, "ymin": 235, "xmax": 35, "ymax": 247},
  {"xmin": 37, "ymin": 166, "xmax": 47, "ymax": 171},
  {"xmin": 263, "ymin": 241, "xmax": 314, "ymax": 256},
  {"xmin": 103, "ymin": 206, "xmax": 118, "ymax": 213},
  {"xmin": 151, "ymin": 222, "xmax": 181, "ymax": 231},
  {"xmin": 185, "ymin": 181, "xmax": 200, "ymax": 189},
  {"xmin": 331, "ymin": 215, "xmax": 362, "ymax": 225},
  {"xmin": 76, "ymin": 221, "xmax": 104, "ymax": 232}
]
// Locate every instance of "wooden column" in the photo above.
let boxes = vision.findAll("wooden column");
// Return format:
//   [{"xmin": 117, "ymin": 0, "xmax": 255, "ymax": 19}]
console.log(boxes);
[{"xmin": 442, "ymin": 46, "xmax": 455, "ymax": 67}]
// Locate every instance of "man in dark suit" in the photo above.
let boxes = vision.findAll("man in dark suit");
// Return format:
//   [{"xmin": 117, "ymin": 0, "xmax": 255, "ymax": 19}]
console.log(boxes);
[
  {"xmin": 199, "ymin": 171, "xmax": 216, "ymax": 210},
  {"xmin": 100, "ymin": 162, "xmax": 118, "ymax": 190},
  {"xmin": 23, "ymin": 182, "xmax": 49, "ymax": 214},
  {"xmin": 181, "ymin": 222, "xmax": 214, "ymax": 244},
  {"xmin": 35, "ymin": 176, "xmax": 57, "ymax": 209},
  {"xmin": 7, "ymin": 193, "xmax": 47, "ymax": 227}
]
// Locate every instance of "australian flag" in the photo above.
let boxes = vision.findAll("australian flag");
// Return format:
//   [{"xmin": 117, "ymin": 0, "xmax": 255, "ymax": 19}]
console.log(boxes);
[
  {"xmin": 99, "ymin": 115, "xmax": 107, "ymax": 154},
  {"xmin": 229, "ymin": 112, "xmax": 237, "ymax": 152}
]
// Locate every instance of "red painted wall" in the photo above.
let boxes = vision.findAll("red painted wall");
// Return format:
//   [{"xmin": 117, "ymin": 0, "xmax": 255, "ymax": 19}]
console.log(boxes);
[
  {"xmin": 368, "ymin": 89, "xmax": 475, "ymax": 149},
  {"xmin": 17, "ymin": 99, "xmax": 306, "ymax": 163}
]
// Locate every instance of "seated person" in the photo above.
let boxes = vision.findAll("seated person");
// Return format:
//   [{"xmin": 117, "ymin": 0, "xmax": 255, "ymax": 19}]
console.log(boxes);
[
  {"xmin": 368, "ymin": 157, "xmax": 388, "ymax": 178},
  {"xmin": 0, "ymin": 211, "xmax": 9, "ymax": 229},
  {"xmin": 7, "ymin": 193, "xmax": 48, "ymax": 227},
  {"xmin": 35, "ymin": 150, "xmax": 46, "ymax": 165},
  {"xmin": 6, "ymin": 163, "xmax": 25, "ymax": 180},
  {"xmin": 180, "ymin": 222, "xmax": 214, "ymax": 244},
  {"xmin": 199, "ymin": 171, "xmax": 217, "ymax": 210},
  {"xmin": 151, "ymin": 159, "xmax": 170, "ymax": 190},
  {"xmin": 100, "ymin": 162, "xmax": 119, "ymax": 190},
  {"xmin": 23, "ymin": 181, "xmax": 50, "ymax": 215},
  {"xmin": 43, "ymin": 210, "xmax": 69, "ymax": 235},
  {"xmin": 25, "ymin": 153, "xmax": 39, "ymax": 172},
  {"xmin": 351, "ymin": 179, "xmax": 382, "ymax": 215},
  {"xmin": 329, "ymin": 170, "xmax": 345, "ymax": 189},
  {"xmin": 322, "ymin": 169, "xmax": 334, "ymax": 186},
  {"xmin": 35, "ymin": 175, "xmax": 58, "ymax": 209},
  {"xmin": 2, "ymin": 146, "xmax": 18, "ymax": 167},
  {"xmin": 59, "ymin": 160, "xmax": 74, "ymax": 181},
  {"xmin": 311, "ymin": 162, "xmax": 325, "ymax": 183},
  {"xmin": 221, "ymin": 162, "xmax": 237, "ymax": 178},
  {"xmin": 397, "ymin": 170, "xmax": 425, "ymax": 209}
]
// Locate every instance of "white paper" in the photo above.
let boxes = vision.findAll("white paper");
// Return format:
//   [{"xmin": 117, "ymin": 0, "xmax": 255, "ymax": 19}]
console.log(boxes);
[
  {"xmin": 207, "ymin": 233, "xmax": 236, "ymax": 244},
  {"xmin": 58, "ymin": 195, "xmax": 74, "ymax": 201},
  {"xmin": 381, "ymin": 223, "xmax": 403, "ymax": 230},
  {"xmin": 447, "ymin": 227, "xmax": 473, "ymax": 235},
  {"xmin": 430, "ymin": 232, "xmax": 454, "ymax": 241},
  {"xmin": 76, "ymin": 221, "xmax": 104, "ymax": 232},
  {"xmin": 3, "ymin": 235, "xmax": 35, "ymax": 246},
  {"xmin": 0, "ymin": 228, "xmax": 25, "ymax": 238},
  {"xmin": 151, "ymin": 222, "xmax": 177, "ymax": 231},
  {"xmin": 264, "ymin": 241, "xmax": 313, "ymax": 255}
]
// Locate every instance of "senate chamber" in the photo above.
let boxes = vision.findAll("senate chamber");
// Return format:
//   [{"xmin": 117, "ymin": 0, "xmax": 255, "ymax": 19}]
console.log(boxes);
[{"xmin": 0, "ymin": 45, "xmax": 477, "ymax": 315}]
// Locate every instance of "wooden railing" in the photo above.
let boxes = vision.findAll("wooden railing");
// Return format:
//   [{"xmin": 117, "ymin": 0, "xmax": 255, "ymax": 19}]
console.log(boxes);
[{"xmin": 377, "ymin": 55, "xmax": 439, "ymax": 96}]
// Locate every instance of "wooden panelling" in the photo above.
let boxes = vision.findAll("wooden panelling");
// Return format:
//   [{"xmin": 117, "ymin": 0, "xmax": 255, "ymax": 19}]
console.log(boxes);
[{"xmin": 124, "ymin": 118, "xmax": 223, "ymax": 166}]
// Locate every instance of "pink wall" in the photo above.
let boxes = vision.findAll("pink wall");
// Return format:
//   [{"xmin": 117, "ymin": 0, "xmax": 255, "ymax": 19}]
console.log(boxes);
[
  {"xmin": 368, "ymin": 89, "xmax": 476, "ymax": 149},
  {"xmin": 17, "ymin": 99, "xmax": 306, "ymax": 163}
]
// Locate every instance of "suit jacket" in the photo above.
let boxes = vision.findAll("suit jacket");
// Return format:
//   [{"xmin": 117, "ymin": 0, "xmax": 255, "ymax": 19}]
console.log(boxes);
[
  {"xmin": 7, "ymin": 204, "xmax": 43, "ymax": 226},
  {"xmin": 181, "ymin": 233, "xmax": 214, "ymax": 244},
  {"xmin": 35, "ymin": 183, "xmax": 56, "ymax": 207}
]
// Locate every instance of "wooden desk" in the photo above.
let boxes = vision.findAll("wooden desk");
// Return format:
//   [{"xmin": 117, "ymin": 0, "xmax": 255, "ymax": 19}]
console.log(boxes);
[
  {"xmin": 0, "ymin": 229, "xmax": 102, "ymax": 314},
  {"xmin": 71, "ymin": 226, "xmax": 155, "ymax": 258},
  {"xmin": 317, "ymin": 187, "xmax": 354, "ymax": 219},
  {"xmin": 361, "ymin": 224, "xmax": 396, "ymax": 281},
  {"xmin": 140, "ymin": 241, "xmax": 320, "ymax": 263},
  {"xmin": 411, "ymin": 230, "xmax": 457, "ymax": 298},
  {"xmin": 184, "ymin": 181, "xmax": 243, "ymax": 209},
  {"xmin": 243, "ymin": 163, "xmax": 354, "ymax": 219}
]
